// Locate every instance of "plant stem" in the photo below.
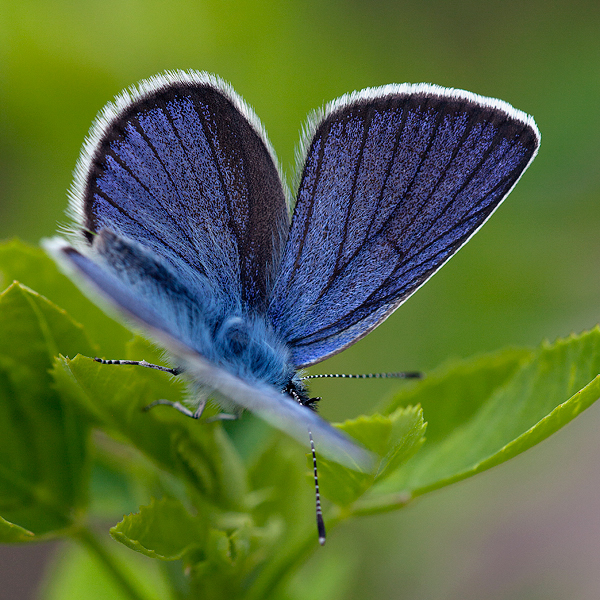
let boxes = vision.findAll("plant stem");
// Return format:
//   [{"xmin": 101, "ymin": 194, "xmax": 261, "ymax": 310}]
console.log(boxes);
[
  {"xmin": 73, "ymin": 526, "xmax": 151, "ymax": 600},
  {"xmin": 243, "ymin": 510, "xmax": 345, "ymax": 600},
  {"xmin": 350, "ymin": 491, "xmax": 413, "ymax": 516}
]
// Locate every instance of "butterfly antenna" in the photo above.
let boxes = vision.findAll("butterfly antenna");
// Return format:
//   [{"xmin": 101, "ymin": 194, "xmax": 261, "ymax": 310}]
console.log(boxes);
[
  {"xmin": 308, "ymin": 426, "xmax": 326, "ymax": 546},
  {"xmin": 290, "ymin": 388, "xmax": 326, "ymax": 546},
  {"xmin": 301, "ymin": 371, "xmax": 422, "ymax": 380},
  {"xmin": 94, "ymin": 357, "xmax": 182, "ymax": 375}
]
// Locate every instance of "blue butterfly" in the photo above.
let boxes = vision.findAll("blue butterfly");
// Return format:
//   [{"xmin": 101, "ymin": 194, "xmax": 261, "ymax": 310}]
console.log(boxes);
[{"xmin": 44, "ymin": 70, "xmax": 539, "ymax": 475}]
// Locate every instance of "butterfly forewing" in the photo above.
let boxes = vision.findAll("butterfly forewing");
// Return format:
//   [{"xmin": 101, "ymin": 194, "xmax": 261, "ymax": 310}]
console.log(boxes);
[
  {"xmin": 268, "ymin": 85, "xmax": 540, "ymax": 366},
  {"xmin": 75, "ymin": 72, "xmax": 289, "ymax": 311}
]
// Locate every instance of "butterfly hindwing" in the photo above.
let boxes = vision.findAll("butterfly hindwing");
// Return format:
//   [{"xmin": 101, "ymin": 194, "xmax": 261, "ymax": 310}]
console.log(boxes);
[
  {"xmin": 45, "ymin": 238, "xmax": 371, "ymax": 470},
  {"xmin": 268, "ymin": 84, "xmax": 540, "ymax": 366}
]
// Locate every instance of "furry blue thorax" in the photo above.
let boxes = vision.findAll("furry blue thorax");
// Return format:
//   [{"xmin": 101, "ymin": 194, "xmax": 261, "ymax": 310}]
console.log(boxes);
[{"xmin": 95, "ymin": 229, "xmax": 295, "ymax": 392}]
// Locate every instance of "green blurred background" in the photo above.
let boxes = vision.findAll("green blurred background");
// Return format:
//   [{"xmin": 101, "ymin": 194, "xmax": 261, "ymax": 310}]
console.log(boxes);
[{"xmin": 1, "ymin": 0, "xmax": 600, "ymax": 598}]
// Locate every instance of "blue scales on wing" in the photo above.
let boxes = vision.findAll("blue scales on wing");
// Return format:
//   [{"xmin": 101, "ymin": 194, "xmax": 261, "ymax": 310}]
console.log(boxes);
[
  {"xmin": 48, "ymin": 72, "xmax": 372, "ymax": 468},
  {"xmin": 268, "ymin": 86, "xmax": 540, "ymax": 367},
  {"xmin": 70, "ymin": 74, "xmax": 297, "ymax": 382},
  {"xmin": 80, "ymin": 76, "xmax": 289, "ymax": 313}
]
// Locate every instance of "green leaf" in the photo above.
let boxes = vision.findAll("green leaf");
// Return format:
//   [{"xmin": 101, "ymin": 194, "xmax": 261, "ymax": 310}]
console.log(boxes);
[
  {"xmin": 0, "ymin": 515, "xmax": 35, "ymax": 542},
  {"xmin": 316, "ymin": 406, "xmax": 426, "ymax": 507},
  {"xmin": 0, "ymin": 283, "xmax": 94, "ymax": 535},
  {"xmin": 0, "ymin": 239, "xmax": 130, "ymax": 357},
  {"xmin": 376, "ymin": 405, "xmax": 428, "ymax": 479},
  {"xmin": 51, "ymin": 355, "xmax": 247, "ymax": 509},
  {"xmin": 369, "ymin": 329, "xmax": 600, "ymax": 503},
  {"xmin": 384, "ymin": 347, "xmax": 533, "ymax": 442},
  {"xmin": 110, "ymin": 498, "xmax": 284, "ymax": 599},
  {"xmin": 110, "ymin": 497, "xmax": 208, "ymax": 560},
  {"xmin": 185, "ymin": 514, "xmax": 284, "ymax": 598},
  {"xmin": 247, "ymin": 434, "xmax": 312, "ymax": 539}
]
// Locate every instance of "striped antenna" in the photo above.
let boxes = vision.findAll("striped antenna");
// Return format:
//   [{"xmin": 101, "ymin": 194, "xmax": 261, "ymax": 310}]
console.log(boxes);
[
  {"xmin": 290, "ymin": 388, "xmax": 326, "ymax": 546},
  {"xmin": 308, "ymin": 428, "xmax": 326, "ymax": 545},
  {"xmin": 301, "ymin": 371, "xmax": 422, "ymax": 380},
  {"xmin": 94, "ymin": 357, "xmax": 182, "ymax": 375},
  {"xmin": 295, "ymin": 369, "xmax": 423, "ymax": 544}
]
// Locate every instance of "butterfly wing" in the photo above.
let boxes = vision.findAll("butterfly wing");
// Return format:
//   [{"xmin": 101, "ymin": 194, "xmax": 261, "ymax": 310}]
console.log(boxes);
[
  {"xmin": 70, "ymin": 70, "xmax": 289, "ymax": 311},
  {"xmin": 45, "ymin": 238, "xmax": 372, "ymax": 471},
  {"xmin": 268, "ymin": 84, "xmax": 540, "ymax": 367}
]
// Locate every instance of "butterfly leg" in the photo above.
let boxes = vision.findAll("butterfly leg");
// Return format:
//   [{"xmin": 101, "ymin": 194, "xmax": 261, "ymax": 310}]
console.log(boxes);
[
  {"xmin": 94, "ymin": 357, "xmax": 200, "ymax": 417},
  {"xmin": 143, "ymin": 397, "xmax": 206, "ymax": 419},
  {"xmin": 143, "ymin": 397, "xmax": 239, "ymax": 422},
  {"xmin": 204, "ymin": 412, "xmax": 239, "ymax": 423},
  {"xmin": 96, "ymin": 358, "xmax": 239, "ymax": 421}
]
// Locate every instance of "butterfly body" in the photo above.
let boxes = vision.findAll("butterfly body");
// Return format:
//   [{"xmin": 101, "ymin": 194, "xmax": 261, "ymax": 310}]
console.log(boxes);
[
  {"xmin": 89, "ymin": 227, "xmax": 307, "ymax": 415},
  {"xmin": 45, "ymin": 71, "xmax": 539, "ymax": 468}
]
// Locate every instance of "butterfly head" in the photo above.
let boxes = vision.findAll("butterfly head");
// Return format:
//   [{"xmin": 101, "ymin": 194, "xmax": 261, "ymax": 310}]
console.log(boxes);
[{"xmin": 284, "ymin": 377, "xmax": 321, "ymax": 412}]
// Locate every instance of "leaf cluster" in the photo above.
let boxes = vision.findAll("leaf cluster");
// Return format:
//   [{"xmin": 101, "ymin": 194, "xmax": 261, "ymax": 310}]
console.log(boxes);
[{"xmin": 1, "ymin": 240, "xmax": 599, "ymax": 600}]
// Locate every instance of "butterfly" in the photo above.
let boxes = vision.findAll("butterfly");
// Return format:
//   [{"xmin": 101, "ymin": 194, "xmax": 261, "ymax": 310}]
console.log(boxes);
[{"xmin": 44, "ymin": 71, "xmax": 539, "ymax": 542}]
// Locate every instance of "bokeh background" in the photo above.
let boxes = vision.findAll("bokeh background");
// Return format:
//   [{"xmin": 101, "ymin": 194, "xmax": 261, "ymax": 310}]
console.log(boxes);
[{"xmin": 1, "ymin": 0, "xmax": 600, "ymax": 598}]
